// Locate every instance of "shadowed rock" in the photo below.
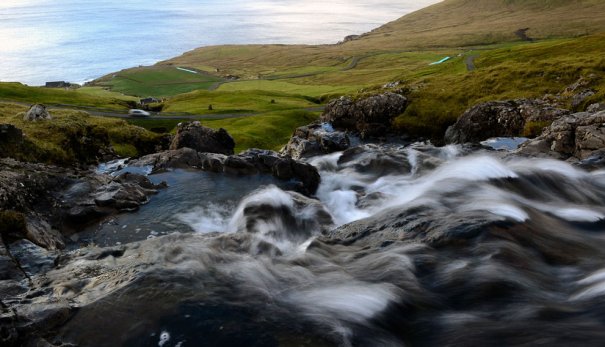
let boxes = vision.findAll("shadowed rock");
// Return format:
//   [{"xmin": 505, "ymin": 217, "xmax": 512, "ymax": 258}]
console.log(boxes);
[
  {"xmin": 321, "ymin": 92, "xmax": 408, "ymax": 139},
  {"xmin": 445, "ymin": 99, "xmax": 569, "ymax": 144},
  {"xmin": 170, "ymin": 121, "xmax": 235, "ymax": 155}
]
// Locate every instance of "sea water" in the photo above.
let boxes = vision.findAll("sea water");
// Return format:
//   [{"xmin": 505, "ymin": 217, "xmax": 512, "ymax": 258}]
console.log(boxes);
[{"xmin": 0, "ymin": 0, "xmax": 439, "ymax": 85}]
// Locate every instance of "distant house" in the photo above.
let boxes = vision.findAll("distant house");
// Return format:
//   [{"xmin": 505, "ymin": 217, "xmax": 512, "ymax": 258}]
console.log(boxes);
[
  {"xmin": 140, "ymin": 97, "xmax": 161, "ymax": 105},
  {"xmin": 45, "ymin": 81, "xmax": 71, "ymax": 88}
]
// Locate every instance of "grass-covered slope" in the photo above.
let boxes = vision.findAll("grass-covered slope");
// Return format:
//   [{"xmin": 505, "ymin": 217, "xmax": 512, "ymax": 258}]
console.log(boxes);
[
  {"xmin": 0, "ymin": 102, "xmax": 163, "ymax": 163},
  {"xmin": 352, "ymin": 0, "xmax": 605, "ymax": 49},
  {"xmin": 393, "ymin": 34, "xmax": 605, "ymax": 139},
  {"xmin": 161, "ymin": 0, "xmax": 605, "ymax": 81},
  {"xmin": 94, "ymin": 66, "xmax": 224, "ymax": 97},
  {"xmin": 0, "ymin": 83, "xmax": 134, "ymax": 111}
]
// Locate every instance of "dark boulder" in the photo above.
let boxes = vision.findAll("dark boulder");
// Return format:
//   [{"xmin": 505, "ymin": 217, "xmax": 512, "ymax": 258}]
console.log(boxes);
[
  {"xmin": 170, "ymin": 121, "xmax": 235, "ymax": 155},
  {"xmin": 445, "ymin": 99, "xmax": 569, "ymax": 144},
  {"xmin": 321, "ymin": 93, "xmax": 408, "ymax": 139}
]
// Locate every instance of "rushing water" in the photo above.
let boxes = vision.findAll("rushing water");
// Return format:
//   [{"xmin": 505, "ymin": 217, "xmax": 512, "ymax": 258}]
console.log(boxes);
[
  {"xmin": 51, "ymin": 142, "xmax": 605, "ymax": 346},
  {"xmin": 0, "ymin": 0, "xmax": 439, "ymax": 85}
]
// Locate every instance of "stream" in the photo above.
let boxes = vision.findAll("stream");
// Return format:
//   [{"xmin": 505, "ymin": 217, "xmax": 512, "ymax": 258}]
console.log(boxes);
[{"xmin": 54, "ymin": 141, "xmax": 605, "ymax": 346}]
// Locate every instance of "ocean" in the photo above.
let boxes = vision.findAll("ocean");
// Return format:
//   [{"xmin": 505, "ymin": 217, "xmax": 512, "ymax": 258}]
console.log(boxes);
[{"xmin": 0, "ymin": 0, "xmax": 439, "ymax": 86}]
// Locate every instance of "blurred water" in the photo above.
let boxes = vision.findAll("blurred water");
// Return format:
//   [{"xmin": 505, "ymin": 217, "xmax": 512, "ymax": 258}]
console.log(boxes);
[{"xmin": 0, "ymin": 0, "xmax": 439, "ymax": 85}]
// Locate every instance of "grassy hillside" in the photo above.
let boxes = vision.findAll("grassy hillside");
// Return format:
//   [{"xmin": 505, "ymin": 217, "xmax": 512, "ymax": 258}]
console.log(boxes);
[
  {"xmin": 393, "ymin": 34, "xmax": 605, "ymax": 139},
  {"xmin": 352, "ymin": 0, "xmax": 605, "ymax": 49},
  {"xmin": 160, "ymin": 0, "xmax": 605, "ymax": 81},
  {"xmin": 0, "ymin": 102, "xmax": 163, "ymax": 163},
  {"xmin": 0, "ymin": 83, "xmax": 134, "ymax": 111}
]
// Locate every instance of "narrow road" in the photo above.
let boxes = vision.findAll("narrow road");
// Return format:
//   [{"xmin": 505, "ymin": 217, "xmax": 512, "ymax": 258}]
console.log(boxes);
[{"xmin": 0, "ymin": 99, "xmax": 324, "ymax": 121}]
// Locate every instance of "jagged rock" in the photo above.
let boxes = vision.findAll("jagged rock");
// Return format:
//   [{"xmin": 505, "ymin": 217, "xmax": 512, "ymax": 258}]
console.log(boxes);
[
  {"xmin": 587, "ymin": 103, "xmax": 605, "ymax": 113},
  {"xmin": 23, "ymin": 104, "xmax": 51, "ymax": 121},
  {"xmin": 0, "ymin": 158, "xmax": 165, "ymax": 248},
  {"xmin": 571, "ymin": 90, "xmax": 596, "ymax": 109},
  {"xmin": 445, "ymin": 99, "xmax": 569, "ymax": 144},
  {"xmin": 518, "ymin": 110, "xmax": 605, "ymax": 162},
  {"xmin": 170, "ymin": 121, "xmax": 235, "ymax": 155},
  {"xmin": 282, "ymin": 124, "xmax": 350, "ymax": 159},
  {"xmin": 130, "ymin": 147, "xmax": 206, "ymax": 171},
  {"xmin": 131, "ymin": 148, "xmax": 321, "ymax": 195},
  {"xmin": 321, "ymin": 93, "xmax": 408, "ymax": 139}
]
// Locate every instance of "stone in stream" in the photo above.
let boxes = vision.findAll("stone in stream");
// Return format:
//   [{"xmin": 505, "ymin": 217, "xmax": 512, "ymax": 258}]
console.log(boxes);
[
  {"xmin": 282, "ymin": 123, "xmax": 350, "ymax": 160},
  {"xmin": 130, "ymin": 148, "xmax": 321, "ymax": 195}
]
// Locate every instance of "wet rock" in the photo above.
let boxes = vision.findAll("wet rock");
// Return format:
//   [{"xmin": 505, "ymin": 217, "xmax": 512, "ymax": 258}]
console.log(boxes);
[
  {"xmin": 170, "ymin": 121, "xmax": 235, "ymax": 155},
  {"xmin": 25, "ymin": 217, "xmax": 64, "ymax": 250},
  {"xmin": 338, "ymin": 144, "xmax": 413, "ymax": 176},
  {"xmin": 445, "ymin": 99, "xmax": 569, "ymax": 144},
  {"xmin": 132, "ymin": 148, "xmax": 321, "ymax": 195},
  {"xmin": 224, "ymin": 156, "xmax": 258, "ymax": 175},
  {"xmin": 131, "ymin": 147, "xmax": 205, "ymax": 171},
  {"xmin": 518, "ymin": 110, "xmax": 605, "ymax": 162},
  {"xmin": 282, "ymin": 124, "xmax": 350, "ymax": 159},
  {"xmin": 321, "ymin": 92, "xmax": 408, "ymax": 138},
  {"xmin": 0, "ymin": 158, "xmax": 165, "ymax": 247},
  {"xmin": 23, "ymin": 104, "xmax": 51, "ymax": 121}
]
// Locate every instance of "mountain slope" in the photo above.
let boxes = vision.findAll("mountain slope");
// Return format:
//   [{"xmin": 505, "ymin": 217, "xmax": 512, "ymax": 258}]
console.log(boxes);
[
  {"xmin": 162, "ymin": 0, "xmax": 605, "ymax": 79},
  {"xmin": 348, "ymin": 0, "xmax": 605, "ymax": 49}
]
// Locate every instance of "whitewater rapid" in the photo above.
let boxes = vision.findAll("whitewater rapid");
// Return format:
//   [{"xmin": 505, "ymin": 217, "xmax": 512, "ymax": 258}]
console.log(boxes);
[{"xmin": 57, "ymin": 142, "xmax": 605, "ymax": 346}]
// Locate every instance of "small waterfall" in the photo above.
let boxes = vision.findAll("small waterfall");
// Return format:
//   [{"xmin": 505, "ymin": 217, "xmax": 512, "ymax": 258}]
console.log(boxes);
[{"xmin": 59, "ymin": 142, "xmax": 605, "ymax": 346}]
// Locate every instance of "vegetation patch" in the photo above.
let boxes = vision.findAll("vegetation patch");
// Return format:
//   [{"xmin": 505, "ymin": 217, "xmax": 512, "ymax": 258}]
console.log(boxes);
[
  {"xmin": 202, "ymin": 110, "xmax": 319, "ymax": 153},
  {"xmin": 163, "ymin": 89, "xmax": 319, "ymax": 114},
  {"xmin": 0, "ymin": 83, "xmax": 133, "ymax": 111},
  {"xmin": 0, "ymin": 102, "xmax": 163, "ymax": 164},
  {"xmin": 94, "ymin": 66, "xmax": 223, "ymax": 97}
]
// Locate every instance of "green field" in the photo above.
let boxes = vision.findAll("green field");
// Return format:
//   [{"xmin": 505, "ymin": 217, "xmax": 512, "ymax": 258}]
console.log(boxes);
[
  {"xmin": 202, "ymin": 110, "xmax": 319, "ymax": 153},
  {"xmin": 94, "ymin": 66, "xmax": 224, "ymax": 97},
  {"xmin": 0, "ymin": 83, "xmax": 133, "ymax": 111},
  {"xmin": 163, "ymin": 89, "xmax": 319, "ymax": 114}
]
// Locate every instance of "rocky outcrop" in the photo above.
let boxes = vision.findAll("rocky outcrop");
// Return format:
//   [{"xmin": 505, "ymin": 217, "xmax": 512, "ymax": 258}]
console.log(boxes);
[
  {"xmin": 587, "ymin": 103, "xmax": 605, "ymax": 113},
  {"xmin": 517, "ymin": 110, "xmax": 605, "ymax": 161},
  {"xmin": 321, "ymin": 92, "xmax": 408, "ymax": 139},
  {"xmin": 23, "ymin": 104, "xmax": 51, "ymax": 121},
  {"xmin": 282, "ymin": 123, "xmax": 350, "ymax": 159},
  {"xmin": 170, "ymin": 121, "xmax": 235, "ymax": 155},
  {"xmin": 0, "ymin": 158, "xmax": 165, "ymax": 249},
  {"xmin": 131, "ymin": 148, "xmax": 321, "ymax": 195},
  {"xmin": 445, "ymin": 99, "xmax": 569, "ymax": 144}
]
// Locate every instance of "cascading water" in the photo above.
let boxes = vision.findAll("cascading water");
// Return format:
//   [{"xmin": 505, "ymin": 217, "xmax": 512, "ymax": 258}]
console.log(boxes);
[{"xmin": 51, "ymin": 142, "xmax": 605, "ymax": 346}]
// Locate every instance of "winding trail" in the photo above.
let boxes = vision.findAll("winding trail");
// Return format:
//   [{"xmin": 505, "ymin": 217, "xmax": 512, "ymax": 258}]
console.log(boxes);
[{"xmin": 465, "ymin": 55, "xmax": 478, "ymax": 71}]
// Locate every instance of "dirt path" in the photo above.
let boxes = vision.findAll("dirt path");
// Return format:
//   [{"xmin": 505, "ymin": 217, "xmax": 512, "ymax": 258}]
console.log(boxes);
[{"xmin": 465, "ymin": 55, "xmax": 478, "ymax": 71}]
